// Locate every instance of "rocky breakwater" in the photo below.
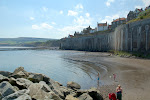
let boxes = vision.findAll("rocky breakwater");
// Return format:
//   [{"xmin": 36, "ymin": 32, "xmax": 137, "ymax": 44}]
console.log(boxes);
[{"xmin": 0, "ymin": 67, "xmax": 103, "ymax": 100}]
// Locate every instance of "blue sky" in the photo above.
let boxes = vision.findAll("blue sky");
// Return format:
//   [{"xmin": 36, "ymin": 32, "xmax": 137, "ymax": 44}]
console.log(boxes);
[{"xmin": 0, "ymin": 0, "xmax": 149, "ymax": 39}]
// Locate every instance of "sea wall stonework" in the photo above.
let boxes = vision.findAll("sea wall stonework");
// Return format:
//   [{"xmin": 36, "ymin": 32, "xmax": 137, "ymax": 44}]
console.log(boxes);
[{"xmin": 60, "ymin": 18, "xmax": 150, "ymax": 52}]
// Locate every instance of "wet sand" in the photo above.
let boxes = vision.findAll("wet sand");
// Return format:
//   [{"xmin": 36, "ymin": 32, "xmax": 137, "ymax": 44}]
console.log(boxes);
[{"xmin": 63, "ymin": 50, "xmax": 150, "ymax": 100}]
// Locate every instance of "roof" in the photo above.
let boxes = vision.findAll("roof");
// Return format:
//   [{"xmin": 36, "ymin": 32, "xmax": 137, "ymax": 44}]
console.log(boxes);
[
  {"xmin": 98, "ymin": 23, "xmax": 107, "ymax": 27},
  {"xmin": 112, "ymin": 18, "xmax": 126, "ymax": 22}
]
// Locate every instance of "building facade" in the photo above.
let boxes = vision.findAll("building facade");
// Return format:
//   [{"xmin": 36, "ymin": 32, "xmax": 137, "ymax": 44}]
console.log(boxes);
[
  {"xmin": 97, "ymin": 22, "xmax": 108, "ymax": 31},
  {"xmin": 111, "ymin": 18, "xmax": 126, "ymax": 29}
]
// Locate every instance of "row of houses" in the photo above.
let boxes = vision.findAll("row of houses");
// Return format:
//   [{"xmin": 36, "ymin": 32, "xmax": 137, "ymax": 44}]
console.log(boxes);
[{"xmin": 66, "ymin": 5, "xmax": 150, "ymax": 38}]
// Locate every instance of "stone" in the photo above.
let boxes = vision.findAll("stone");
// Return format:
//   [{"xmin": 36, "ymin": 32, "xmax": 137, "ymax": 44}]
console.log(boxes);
[
  {"xmin": 28, "ymin": 73, "xmax": 44, "ymax": 83},
  {"xmin": 16, "ymin": 78, "xmax": 33, "ymax": 88},
  {"xmin": 88, "ymin": 88, "xmax": 103, "ymax": 100},
  {"xmin": 67, "ymin": 81, "xmax": 81, "ymax": 89},
  {"xmin": 0, "ymin": 74, "xmax": 9, "ymax": 83},
  {"xmin": 49, "ymin": 92, "xmax": 62, "ymax": 100},
  {"xmin": 78, "ymin": 93, "xmax": 93, "ymax": 100},
  {"xmin": 0, "ymin": 81, "xmax": 16, "ymax": 98},
  {"xmin": 55, "ymin": 81, "xmax": 63, "ymax": 86},
  {"xmin": 28, "ymin": 83, "xmax": 57, "ymax": 100},
  {"xmin": 11, "ymin": 67, "xmax": 29, "ymax": 79},
  {"xmin": 65, "ymin": 95, "xmax": 79, "ymax": 100},
  {"xmin": 39, "ymin": 81, "xmax": 52, "ymax": 92},
  {"xmin": 2, "ymin": 89, "xmax": 31, "ymax": 100},
  {"xmin": 0, "ymin": 71, "xmax": 12, "ymax": 77}
]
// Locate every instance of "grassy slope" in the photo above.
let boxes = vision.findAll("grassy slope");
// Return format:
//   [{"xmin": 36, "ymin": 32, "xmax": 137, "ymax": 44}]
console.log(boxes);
[{"xmin": 127, "ymin": 9, "xmax": 150, "ymax": 23}]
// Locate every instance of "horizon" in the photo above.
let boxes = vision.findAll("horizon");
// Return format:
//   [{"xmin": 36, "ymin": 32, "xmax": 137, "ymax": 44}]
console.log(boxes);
[{"xmin": 0, "ymin": 0, "xmax": 149, "ymax": 39}]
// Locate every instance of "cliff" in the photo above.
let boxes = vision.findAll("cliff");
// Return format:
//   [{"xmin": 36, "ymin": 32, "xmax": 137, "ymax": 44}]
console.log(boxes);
[{"xmin": 60, "ymin": 18, "xmax": 150, "ymax": 52}]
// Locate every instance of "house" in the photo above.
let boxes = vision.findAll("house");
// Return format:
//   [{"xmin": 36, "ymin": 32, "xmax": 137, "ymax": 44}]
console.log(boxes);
[
  {"xmin": 111, "ymin": 18, "xmax": 126, "ymax": 29},
  {"xmin": 127, "ymin": 11, "xmax": 136, "ymax": 21},
  {"xmin": 134, "ymin": 8, "xmax": 143, "ymax": 17},
  {"xmin": 108, "ymin": 25, "xmax": 112, "ymax": 30},
  {"xmin": 82, "ymin": 26, "xmax": 92, "ymax": 34},
  {"xmin": 97, "ymin": 22, "xmax": 108, "ymax": 31},
  {"xmin": 145, "ymin": 5, "xmax": 150, "ymax": 10},
  {"xmin": 68, "ymin": 35, "xmax": 73, "ymax": 38},
  {"xmin": 90, "ymin": 27, "xmax": 97, "ymax": 33}
]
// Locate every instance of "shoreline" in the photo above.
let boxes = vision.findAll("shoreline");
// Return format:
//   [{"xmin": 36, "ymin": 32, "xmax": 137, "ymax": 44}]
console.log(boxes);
[{"xmin": 62, "ymin": 50, "xmax": 150, "ymax": 100}]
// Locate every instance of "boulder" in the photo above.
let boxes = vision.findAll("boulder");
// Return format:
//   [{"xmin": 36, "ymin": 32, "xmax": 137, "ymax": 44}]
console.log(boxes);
[
  {"xmin": 13, "ymin": 67, "xmax": 29, "ymax": 76},
  {"xmin": 28, "ymin": 83, "xmax": 59, "ymax": 100},
  {"xmin": 28, "ymin": 73, "xmax": 44, "ymax": 83},
  {"xmin": 87, "ymin": 88, "xmax": 103, "ymax": 100},
  {"xmin": 39, "ymin": 81, "xmax": 52, "ymax": 92},
  {"xmin": 11, "ymin": 67, "xmax": 29, "ymax": 78},
  {"xmin": 0, "ymin": 81, "xmax": 16, "ymax": 98},
  {"xmin": 2, "ymin": 89, "xmax": 31, "ymax": 100},
  {"xmin": 78, "ymin": 93, "xmax": 93, "ymax": 100},
  {"xmin": 67, "ymin": 81, "xmax": 81, "ymax": 89},
  {"xmin": 9, "ymin": 77, "xmax": 32, "ymax": 90},
  {"xmin": 16, "ymin": 78, "xmax": 33, "ymax": 88},
  {"xmin": 65, "ymin": 95, "xmax": 79, "ymax": 100},
  {"xmin": 0, "ymin": 74, "xmax": 9, "ymax": 83},
  {"xmin": 49, "ymin": 92, "xmax": 62, "ymax": 100},
  {"xmin": 0, "ymin": 71, "xmax": 12, "ymax": 77}
]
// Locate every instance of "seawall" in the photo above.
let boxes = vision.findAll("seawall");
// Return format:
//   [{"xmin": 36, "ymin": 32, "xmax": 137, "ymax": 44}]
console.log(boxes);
[{"xmin": 60, "ymin": 18, "xmax": 150, "ymax": 52}]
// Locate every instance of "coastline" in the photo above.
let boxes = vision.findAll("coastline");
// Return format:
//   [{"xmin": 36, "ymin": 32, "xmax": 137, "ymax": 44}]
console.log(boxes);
[{"xmin": 62, "ymin": 50, "xmax": 150, "ymax": 100}]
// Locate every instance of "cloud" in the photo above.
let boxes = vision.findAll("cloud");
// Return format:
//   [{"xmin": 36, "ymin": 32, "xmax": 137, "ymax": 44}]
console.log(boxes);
[
  {"xmin": 85, "ymin": 13, "xmax": 90, "ymax": 17},
  {"xmin": 51, "ymin": 22, "xmax": 56, "ymax": 25},
  {"xmin": 32, "ymin": 23, "xmax": 53, "ymax": 30},
  {"xmin": 42, "ymin": 7, "xmax": 48, "ymax": 12},
  {"xmin": 142, "ymin": 0, "xmax": 150, "ymax": 7},
  {"xmin": 100, "ymin": 14, "xmax": 119, "ymax": 24},
  {"xmin": 106, "ymin": 0, "xmax": 115, "ymax": 7},
  {"xmin": 32, "ymin": 25, "xmax": 40, "ymax": 30},
  {"xmin": 134, "ymin": 5, "xmax": 143, "ymax": 9},
  {"xmin": 30, "ymin": 17, "xmax": 35, "ymax": 20},
  {"xmin": 75, "ymin": 4, "xmax": 83, "ymax": 9},
  {"xmin": 68, "ymin": 10, "xmax": 78, "ymax": 16},
  {"xmin": 59, "ymin": 10, "xmax": 63, "ymax": 14},
  {"xmin": 74, "ymin": 16, "xmax": 92, "ymax": 26}
]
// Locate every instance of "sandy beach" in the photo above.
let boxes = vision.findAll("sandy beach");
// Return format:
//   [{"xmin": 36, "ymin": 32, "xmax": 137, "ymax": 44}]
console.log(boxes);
[{"xmin": 63, "ymin": 50, "xmax": 150, "ymax": 100}]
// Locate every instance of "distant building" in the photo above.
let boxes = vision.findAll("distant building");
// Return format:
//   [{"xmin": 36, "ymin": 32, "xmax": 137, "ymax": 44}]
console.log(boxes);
[
  {"xmin": 111, "ymin": 18, "xmax": 126, "ymax": 29},
  {"xmin": 97, "ymin": 22, "xmax": 108, "ymax": 31},
  {"xmin": 82, "ymin": 26, "xmax": 92, "ymax": 34},
  {"xmin": 68, "ymin": 35, "xmax": 73, "ymax": 38},
  {"xmin": 145, "ymin": 5, "xmax": 150, "ymax": 10},
  {"xmin": 127, "ymin": 11, "xmax": 136, "ymax": 21},
  {"xmin": 108, "ymin": 25, "xmax": 112, "ymax": 30},
  {"xmin": 90, "ymin": 27, "xmax": 97, "ymax": 33},
  {"xmin": 134, "ymin": 8, "xmax": 143, "ymax": 17}
]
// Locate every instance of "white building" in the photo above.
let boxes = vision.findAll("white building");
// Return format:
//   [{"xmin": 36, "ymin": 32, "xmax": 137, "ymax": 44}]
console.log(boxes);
[
  {"xmin": 97, "ymin": 22, "xmax": 108, "ymax": 31},
  {"xmin": 90, "ymin": 28, "xmax": 97, "ymax": 33}
]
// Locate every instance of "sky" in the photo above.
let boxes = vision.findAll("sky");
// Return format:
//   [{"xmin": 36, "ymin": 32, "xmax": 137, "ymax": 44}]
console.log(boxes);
[{"xmin": 0, "ymin": 0, "xmax": 150, "ymax": 39}]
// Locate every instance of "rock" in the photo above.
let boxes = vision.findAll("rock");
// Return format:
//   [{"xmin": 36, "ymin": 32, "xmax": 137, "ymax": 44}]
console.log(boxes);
[
  {"xmin": 0, "ymin": 71, "xmax": 12, "ymax": 77},
  {"xmin": 55, "ymin": 81, "xmax": 63, "ymax": 86},
  {"xmin": 0, "ymin": 81, "xmax": 16, "ymax": 98},
  {"xmin": 13, "ymin": 67, "xmax": 29, "ymax": 76},
  {"xmin": 28, "ymin": 83, "xmax": 58, "ymax": 100},
  {"xmin": 49, "ymin": 92, "xmax": 62, "ymax": 100},
  {"xmin": 0, "ymin": 74, "xmax": 9, "ymax": 83},
  {"xmin": 2, "ymin": 89, "xmax": 31, "ymax": 100},
  {"xmin": 39, "ymin": 81, "xmax": 52, "ymax": 92},
  {"xmin": 28, "ymin": 73, "xmax": 44, "ymax": 83},
  {"xmin": 67, "ymin": 81, "xmax": 81, "ymax": 89},
  {"xmin": 59, "ymin": 86, "xmax": 74, "ymax": 97},
  {"xmin": 78, "ymin": 93, "xmax": 93, "ymax": 100},
  {"xmin": 50, "ymin": 80, "xmax": 65, "ymax": 99},
  {"xmin": 43, "ymin": 75, "xmax": 51, "ymax": 84},
  {"xmin": 16, "ymin": 78, "xmax": 33, "ymax": 88},
  {"xmin": 11, "ymin": 67, "xmax": 29, "ymax": 78},
  {"xmin": 65, "ymin": 95, "xmax": 79, "ymax": 100},
  {"xmin": 88, "ymin": 88, "xmax": 103, "ymax": 100}
]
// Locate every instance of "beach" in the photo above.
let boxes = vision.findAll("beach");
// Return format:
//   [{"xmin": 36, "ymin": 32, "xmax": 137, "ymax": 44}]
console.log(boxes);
[{"xmin": 63, "ymin": 50, "xmax": 150, "ymax": 100}]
